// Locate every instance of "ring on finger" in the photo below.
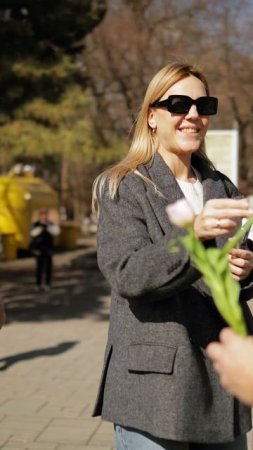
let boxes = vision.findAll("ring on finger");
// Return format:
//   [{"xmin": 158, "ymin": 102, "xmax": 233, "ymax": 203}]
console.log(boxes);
[{"xmin": 216, "ymin": 219, "xmax": 221, "ymax": 228}]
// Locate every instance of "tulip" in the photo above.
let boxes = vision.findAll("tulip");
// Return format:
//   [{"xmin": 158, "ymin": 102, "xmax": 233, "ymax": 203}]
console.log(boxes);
[
  {"xmin": 166, "ymin": 199, "xmax": 253, "ymax": 336},
  {"xmin": 165, "ymin": 198, "xmax": 195, "ymax": 228}
]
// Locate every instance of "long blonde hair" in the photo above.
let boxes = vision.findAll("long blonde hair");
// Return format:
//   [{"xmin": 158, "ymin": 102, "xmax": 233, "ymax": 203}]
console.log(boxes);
[{"xmin": 92, "ymin": 62, "xmax": 215, "ymax": 213}]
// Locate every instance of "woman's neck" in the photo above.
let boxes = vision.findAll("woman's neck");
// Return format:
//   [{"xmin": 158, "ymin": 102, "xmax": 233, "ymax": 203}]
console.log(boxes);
[{"xmin": 158, "ymin": 149, "xmax": 196, "ymax": 182}]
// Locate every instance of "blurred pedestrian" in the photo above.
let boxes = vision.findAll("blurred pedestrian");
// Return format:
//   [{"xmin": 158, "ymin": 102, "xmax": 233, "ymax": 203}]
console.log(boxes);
[
  {"xmin": 30, "ymin": 208, "xmax": 60, "ymax": 292},
  {"xmin": 92, "ymin": 62, "xmax": 253, "ymax": 450}
]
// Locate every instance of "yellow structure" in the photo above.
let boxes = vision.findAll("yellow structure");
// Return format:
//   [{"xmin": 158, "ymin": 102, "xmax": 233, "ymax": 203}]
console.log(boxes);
[{"xmin": 0, "ymin": 166, "xmax": 58, "ymax": 257}]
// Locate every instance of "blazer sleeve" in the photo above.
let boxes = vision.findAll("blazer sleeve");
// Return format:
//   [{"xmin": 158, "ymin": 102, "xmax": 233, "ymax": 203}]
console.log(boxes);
[
  {"xmin": 97, "ymin": 179, "xmax": 200, "ymax": 299},
  {"xmin": 219, "ymin": 171, "xmax": 253, "ymax": 300}
]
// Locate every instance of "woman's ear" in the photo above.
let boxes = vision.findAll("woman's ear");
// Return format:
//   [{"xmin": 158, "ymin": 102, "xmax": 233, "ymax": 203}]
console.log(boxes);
[{"xmin": 148, "ymin": 109, "xmax": 157, "ymax": 130}]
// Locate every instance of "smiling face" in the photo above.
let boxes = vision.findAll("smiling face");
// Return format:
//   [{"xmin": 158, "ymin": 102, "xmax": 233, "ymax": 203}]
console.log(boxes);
[{"xmin": 148, "ymin": 75, "xmax": 209, "ymax": 160}]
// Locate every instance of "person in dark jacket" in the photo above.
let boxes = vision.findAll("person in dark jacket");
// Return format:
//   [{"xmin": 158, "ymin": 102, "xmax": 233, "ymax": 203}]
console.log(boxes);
[
  {"xmin": 92, "ymin": 62, "xmax": 253, "ymax": 449},
  {"xmin": 30, "ymin": 208, "xmax": 60, "ymax": 292}
]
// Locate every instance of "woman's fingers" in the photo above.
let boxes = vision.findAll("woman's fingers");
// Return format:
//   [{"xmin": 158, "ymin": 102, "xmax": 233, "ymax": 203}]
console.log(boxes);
[
  {"xmin": 194, "ymin": 198, "xmax": 252, "ymax": 240},
  {"xmin": 204, "ymin": 198, "xmax": 252, "ymax": 219},
  {"xmin": 206, "ymin": 198, "xmax": 250, "ymax": 210},
  {"xmin": 203, "ymin": 217, "xmax": 238, "ymax": 231},
  {"xmin": 229, "ymin": 248, "xmax": 253, "ymax": 260},
  {"xmin": 229, "ymin": 264, "xmax": 248, "ymax": 281},
  {"xmin": 228, "ymin": 248, "xmax": 253, "ymax": 280}
]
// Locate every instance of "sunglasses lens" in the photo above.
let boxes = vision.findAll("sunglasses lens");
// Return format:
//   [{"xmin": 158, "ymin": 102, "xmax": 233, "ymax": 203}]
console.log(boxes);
[
  {"xmin": 168, "ymin": 96, "xmax": 191, "ymax": 114},
  {"xmin": 197, "ymin": 98, "xmax": 217, "ymax": 115}
]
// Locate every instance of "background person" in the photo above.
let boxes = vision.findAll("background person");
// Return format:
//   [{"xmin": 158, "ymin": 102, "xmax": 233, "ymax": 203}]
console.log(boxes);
[
  {"xmin": 30, "ymin": 208, "xmax": 60, "ymax": 292},
  {"xmin": 206, "ymin": 328, "xmax": 253, "ymax": 406},
  {"xmin": 92, "ymin": 62, "xmax": 253, "ymax": 450}
]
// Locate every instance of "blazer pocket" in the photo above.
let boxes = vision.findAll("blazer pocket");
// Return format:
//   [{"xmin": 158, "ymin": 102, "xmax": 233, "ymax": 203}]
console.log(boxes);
[{"xmin": 128, "ymin": 343, "xmax": 177, "ymax": 374}]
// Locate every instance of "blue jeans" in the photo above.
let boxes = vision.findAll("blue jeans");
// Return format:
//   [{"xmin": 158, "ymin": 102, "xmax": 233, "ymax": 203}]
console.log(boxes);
[{"xmin": 114, "ymin": 425, "xmax": 248, "ymax": 450}]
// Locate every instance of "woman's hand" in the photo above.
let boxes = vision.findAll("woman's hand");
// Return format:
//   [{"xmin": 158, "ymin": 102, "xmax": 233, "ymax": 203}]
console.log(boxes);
[
  {"xmin": 193, "ymin": 198, "xmax": 252, "ymax": 240},
  {"xmin": 206, "ymin": 328, "xmax": 253, "ymax": 406},
  {"xmin": 228, "ymin": 248, "xmax": 253, "ymax": 281}
]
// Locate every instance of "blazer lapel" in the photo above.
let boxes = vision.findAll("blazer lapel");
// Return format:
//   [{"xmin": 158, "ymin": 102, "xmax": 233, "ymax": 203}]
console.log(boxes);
[
  {"xmin": 138, "ymin": 153, "xmax": 185, "ymax": 235},
  {"xmin": 138, "ymin": 153, "xmax": 230, "ymax": 247},
  {"xmin": 202, "ymin": 171, "xmax": 227, "ymax": 204}
]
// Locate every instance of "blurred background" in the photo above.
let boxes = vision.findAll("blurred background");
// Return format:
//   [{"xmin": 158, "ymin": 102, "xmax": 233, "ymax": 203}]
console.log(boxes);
[{"xmin": 0, "ymin": 0, "xmax": 253, "ymax": 258}]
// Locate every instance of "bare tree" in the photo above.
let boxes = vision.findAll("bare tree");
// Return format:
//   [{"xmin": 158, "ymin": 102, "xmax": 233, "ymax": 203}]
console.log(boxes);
[
  {"xmin": 82, "ymin": 0, "xmax": 253, "ymax": 188},
  {"xmin": 197, "ymin": 0, "xmax": 253, "ymax": 184},
  {"xmin": 83, "ymin": 0, "xmax": 208, "ymax": 139}
]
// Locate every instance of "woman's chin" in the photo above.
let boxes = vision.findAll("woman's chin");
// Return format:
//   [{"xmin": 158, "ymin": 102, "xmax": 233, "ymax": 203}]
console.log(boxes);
[{"xmin": 178, "ymin": 139, "xmax": 202, "ymax": 153}]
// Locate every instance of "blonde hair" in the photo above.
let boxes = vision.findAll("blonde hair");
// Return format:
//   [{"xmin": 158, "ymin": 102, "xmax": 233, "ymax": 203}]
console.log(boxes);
[{"xmin": 92, "ymin": 62, "xmax": 215, "ymax": 213}]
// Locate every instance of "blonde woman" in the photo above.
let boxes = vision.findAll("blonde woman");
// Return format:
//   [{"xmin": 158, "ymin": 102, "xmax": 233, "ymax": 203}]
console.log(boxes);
[{"xmin": 92, "ymin": 63, "xmax": 253, "ymax": 449}]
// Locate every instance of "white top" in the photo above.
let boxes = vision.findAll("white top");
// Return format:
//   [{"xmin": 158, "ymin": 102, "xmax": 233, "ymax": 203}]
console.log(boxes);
[{"xmin": 176, "ymin": 168, "xmax": 203, "ymax": 215}]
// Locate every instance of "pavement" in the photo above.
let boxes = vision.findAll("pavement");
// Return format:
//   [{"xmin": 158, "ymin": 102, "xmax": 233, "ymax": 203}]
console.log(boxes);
[
  {"xmin": 0, "ymin": 235, "xmax": 252, "ymax": 450},
  {"xmin": 0, "ymin": 236, "xmax": 115, "ymax": 450}
]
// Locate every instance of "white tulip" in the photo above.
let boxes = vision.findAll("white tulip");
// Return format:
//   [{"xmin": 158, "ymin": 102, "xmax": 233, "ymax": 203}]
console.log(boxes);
[{"xmin": 165, "ymin": 198, "xmax": 195, "ymax": 228}]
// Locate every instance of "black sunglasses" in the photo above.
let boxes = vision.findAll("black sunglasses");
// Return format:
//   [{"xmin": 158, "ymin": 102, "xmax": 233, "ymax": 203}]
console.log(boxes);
[{"xmin": 150, "ymin": 95, "xmax": 218, "ymax": 116}]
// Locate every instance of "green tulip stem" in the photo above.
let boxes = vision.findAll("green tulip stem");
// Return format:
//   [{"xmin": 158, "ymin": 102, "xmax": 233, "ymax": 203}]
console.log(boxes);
[{"xmin": 221, "ymin": 216, "xmax": 253, "ymax": 256}]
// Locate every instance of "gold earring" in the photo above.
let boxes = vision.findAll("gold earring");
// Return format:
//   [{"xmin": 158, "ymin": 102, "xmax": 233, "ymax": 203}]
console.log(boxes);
[{"xmin": 152, "ymin": 127, "xmax": 156, "ymax": 133}]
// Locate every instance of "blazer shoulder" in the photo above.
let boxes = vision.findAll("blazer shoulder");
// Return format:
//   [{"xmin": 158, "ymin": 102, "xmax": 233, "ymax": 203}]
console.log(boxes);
[
  {"xmin": 214, "ymin": 170, "xmax": 241, "ymax": 198},
  {"xmin": 118, "ymin": 170, "xmax": 150, "ymax": 195},
  {"xmin": 98, "ymin": 171, "xmax": 147, "ymax": 211}
]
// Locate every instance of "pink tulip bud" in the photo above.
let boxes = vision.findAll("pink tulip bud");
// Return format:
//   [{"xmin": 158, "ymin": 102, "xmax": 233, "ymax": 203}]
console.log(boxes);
[{"xmin": 165, "ymin": 198, "xmax": 195, "ymax": 228}]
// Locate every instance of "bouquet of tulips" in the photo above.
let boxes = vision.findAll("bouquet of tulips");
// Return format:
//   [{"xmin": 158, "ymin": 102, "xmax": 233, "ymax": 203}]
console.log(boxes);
[{"xmin": 166, "ymin": 199, "xmax": 253, "ymax": 336}]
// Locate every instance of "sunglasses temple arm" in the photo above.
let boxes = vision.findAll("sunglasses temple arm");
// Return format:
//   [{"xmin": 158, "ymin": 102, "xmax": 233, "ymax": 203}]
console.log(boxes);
[{"xmin": 150, "ymin": 100, "xmax": 168, "ymax": 108}]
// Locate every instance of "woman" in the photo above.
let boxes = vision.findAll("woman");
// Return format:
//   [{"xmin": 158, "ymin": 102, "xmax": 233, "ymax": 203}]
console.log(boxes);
[{"xmin": 92, "ymin": 62, "xmax": 253, "ymax": 449}]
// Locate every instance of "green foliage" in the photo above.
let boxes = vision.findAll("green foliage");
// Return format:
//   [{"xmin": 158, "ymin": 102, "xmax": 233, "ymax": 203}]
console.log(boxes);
[
  {"xmin": 93, "ymin": 138, "xmax": 128, "ymax": 165},
  {"xmin": 0, "ymin": 0, "xmax": 106, "ymax": 53},
  {"xmin": 0, "ymin": 0, "xmax": 110, "ymax": 178},
  {"xmin": 0, "ymin": 0, "xmax": 107, "ymax": 114},
  {"xmin": 0, "ymin": 84, "xmax": 127, "ymax": 170},
  {"xmin": 0, "ymin": 86, "xmax": 90, "ymax": 159}
]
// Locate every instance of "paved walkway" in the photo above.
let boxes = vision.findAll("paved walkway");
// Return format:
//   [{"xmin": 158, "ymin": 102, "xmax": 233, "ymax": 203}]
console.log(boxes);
[
  {"xmin": 0, "ymin": 236, "xmax": 252, "ymax": 449},
  {"xmin": 0, "ymin": 236, "xmax": 115, "ymax": 449}
]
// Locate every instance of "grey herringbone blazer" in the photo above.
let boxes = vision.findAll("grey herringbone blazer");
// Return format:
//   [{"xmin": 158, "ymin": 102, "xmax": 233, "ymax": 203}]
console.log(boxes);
[{"xmin": 92, "ymin": 153, "xmax": 253, "ymax": 443}]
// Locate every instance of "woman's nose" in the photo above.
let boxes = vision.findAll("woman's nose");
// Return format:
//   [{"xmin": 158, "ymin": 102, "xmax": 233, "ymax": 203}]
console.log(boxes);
[{"xmin": 185, "ymin": 104, "xmax": 199, "ymax": 119}]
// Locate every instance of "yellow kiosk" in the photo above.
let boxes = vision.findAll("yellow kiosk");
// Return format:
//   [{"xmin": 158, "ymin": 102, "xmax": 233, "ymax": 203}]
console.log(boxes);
[{"xmin": 0, "ymin": 165, "xmax": 58, "ymax": 260}]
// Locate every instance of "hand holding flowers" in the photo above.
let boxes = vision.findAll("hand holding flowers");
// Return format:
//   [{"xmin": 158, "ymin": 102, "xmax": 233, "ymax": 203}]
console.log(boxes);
[
  {"xmin": 166, "ymin": 198, "xmax": 253, "ymax": 336},
  {"xmin": 228, "ymin": 247, "xmax": 253, "ymax": 281}
]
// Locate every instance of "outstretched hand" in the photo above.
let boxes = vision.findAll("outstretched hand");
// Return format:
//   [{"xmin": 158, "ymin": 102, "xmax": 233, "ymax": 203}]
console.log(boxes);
[{"xmin": 206, "ymin": 328, "xmax": 253, "ymax": 406}]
